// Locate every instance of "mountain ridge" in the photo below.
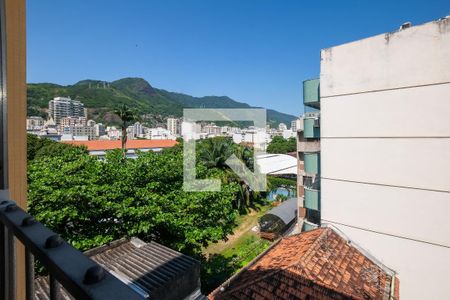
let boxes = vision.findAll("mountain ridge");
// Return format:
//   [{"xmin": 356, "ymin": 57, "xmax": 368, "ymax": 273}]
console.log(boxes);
[{"xmin": 27, "ymin": 77, "xmax": 297, "ymax": 127}]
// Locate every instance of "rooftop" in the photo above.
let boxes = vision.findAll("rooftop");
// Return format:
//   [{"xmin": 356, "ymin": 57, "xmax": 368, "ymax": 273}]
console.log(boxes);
[
  {"xmin": 209, "ymin": 227, "xmax": 399, "ymax": 300},
  {"xmin": 35, "ymin": 237, "xmax": 204, "ymax": 300},
  {"xmin": 63, "ymin": 139, "xmax": 178, "ymax": 151},
  {"xmin": 256, "ymin": 154, "xmax": 297, "ymax": 175}
]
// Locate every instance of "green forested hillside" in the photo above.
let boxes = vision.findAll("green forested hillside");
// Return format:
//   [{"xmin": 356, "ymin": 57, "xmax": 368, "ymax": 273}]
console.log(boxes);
[{"xmin": 28, "ymin": 77, "xmax": 296, "ymax": 127}]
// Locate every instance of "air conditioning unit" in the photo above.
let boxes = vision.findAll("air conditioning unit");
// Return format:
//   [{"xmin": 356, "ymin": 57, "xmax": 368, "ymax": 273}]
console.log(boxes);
[{"xmin": 313, "ymin": 118, "xmax": 320, "ymax": 127}]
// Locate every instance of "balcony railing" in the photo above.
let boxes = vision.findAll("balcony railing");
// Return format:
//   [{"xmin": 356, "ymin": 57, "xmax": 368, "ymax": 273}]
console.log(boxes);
[
  {"xmin": 304, "ymin": 152, "xmax": 320, "ymax": 175},
  {"xmin": 303, "ymin": 79, "xmax": 320, "ymax": 109},
  {"xmin": 303, "ymin": 117, "xmax": 320, "ymax": 139},
  {"xmin": 0, "ymin": 200, "xmax": 143, "ymax": 300},
  {"xmin": 304, "ymin": 187, "xmax": 320, "ymax": 211}
]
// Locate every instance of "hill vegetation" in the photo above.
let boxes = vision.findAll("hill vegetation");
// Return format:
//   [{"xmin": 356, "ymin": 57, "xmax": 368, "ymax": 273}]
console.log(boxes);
[{"xmin": 27, "ymin": 77, "xmax": 296, "ymax": 127}]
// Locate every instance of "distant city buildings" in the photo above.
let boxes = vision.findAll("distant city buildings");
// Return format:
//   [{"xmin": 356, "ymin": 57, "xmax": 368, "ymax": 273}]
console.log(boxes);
[
  {"xmin": 28, "ymin": 97, "xmax": 296, "ymax": 149},
  {"xmin": 48, "ymin": 97, "xmax": 85, "ymax": 125}
]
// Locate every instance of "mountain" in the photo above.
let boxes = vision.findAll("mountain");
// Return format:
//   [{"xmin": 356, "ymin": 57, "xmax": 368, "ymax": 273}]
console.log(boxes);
[{"xmin": 27, "ymin": 77, "xmax": 297, "ymax": 127}]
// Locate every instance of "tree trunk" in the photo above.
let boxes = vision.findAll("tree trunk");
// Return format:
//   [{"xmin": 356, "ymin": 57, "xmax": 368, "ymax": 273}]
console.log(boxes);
[{"xmin": 121, "ymin": 126, "xmax": 127, "ymax": 159}]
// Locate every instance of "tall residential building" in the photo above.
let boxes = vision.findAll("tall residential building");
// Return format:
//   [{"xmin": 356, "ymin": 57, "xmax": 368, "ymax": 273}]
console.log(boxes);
[
  {"xmin": 298, "ymin": 18, "xmax": 450, "ymax": 299},
  {"xmin": 48, "ymin": 97, "xmax": 85, "ymax": 125},
  {"xmin": 166, "ymin": 118, "xmax": 181, "ymax": 136}
]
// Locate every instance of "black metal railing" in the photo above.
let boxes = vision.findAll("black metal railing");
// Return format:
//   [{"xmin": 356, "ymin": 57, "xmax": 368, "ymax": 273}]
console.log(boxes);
[{"xmin": 0, "ymin": 200, "xmax": 144, "ymax": 300}]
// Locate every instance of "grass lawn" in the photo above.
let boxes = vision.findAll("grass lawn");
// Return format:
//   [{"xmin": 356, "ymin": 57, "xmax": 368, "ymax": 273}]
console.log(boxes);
[{"xmin": 200, "ymin": 201, "xmax": 273, "ymax": 294}]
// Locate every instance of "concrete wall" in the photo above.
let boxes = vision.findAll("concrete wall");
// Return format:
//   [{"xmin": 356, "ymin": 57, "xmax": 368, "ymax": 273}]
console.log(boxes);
[{"xmin": 320, "ymin": 18, "xmax": 450, "ymax": 300}]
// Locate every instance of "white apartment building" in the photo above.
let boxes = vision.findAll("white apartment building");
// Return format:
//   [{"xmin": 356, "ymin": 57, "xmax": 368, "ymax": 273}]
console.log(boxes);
[
  {"xmin": 232, "ymin": 129, "xmax": 271, "ymax": 151},
  {"xmin": 202, "ymin": 123, "xmax": 221, "ymax": 136},
  {"xmin": 291, "ymin": 118, "xmax": 301, "ymax": 132},
  {"xmin": 127, "ymin": 122, "xmax": 144, "ymax": 139},
  {"xmin": 167, "ymin": 118, "xmax": 181, "ymax": 136},
  {"xmin": 106, "ymin": 126, "xmax": 120, "ymax": 140},
  {"xmin": 299, "ymin": 18, "xmax": 450, "ymax": 299},
  {"xmin": 48, "ymin": 97, "xmax": 85, "ymax": 125},
  {"xmin": 26, "ymin": 116, "xmax": 44, "ymax": 130},
  {"xmin": 146, "ymin": 127, "xmax": 175, "ymax": 140},
  {"xmin": 61, "ymin": 125, "xmax": 95, "ymax": 140}
]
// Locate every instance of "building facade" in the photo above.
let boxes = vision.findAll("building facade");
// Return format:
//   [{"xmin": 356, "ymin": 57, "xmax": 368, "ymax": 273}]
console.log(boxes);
[
  {"xmin": 26, "ymin": 116, "xmax": 44, "ymax": 130},
  {"xmin": 298, "ymin": 18, "xmax": 450, "ymax": 299},
  {"xmin": 297, "ymin": 79, "xmax": 321, "ymax": 231},
  {"xmin": 48, "ymin": 97, "xmax": 85, "ymax": 125},
  {"xmin": 166, "ymin": 118, "xmax": 181, "ymax": 136}
]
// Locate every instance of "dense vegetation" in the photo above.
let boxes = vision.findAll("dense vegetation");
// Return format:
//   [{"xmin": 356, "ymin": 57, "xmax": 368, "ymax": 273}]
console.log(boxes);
[
  {"xmin": 267, "ymin": 136, "xmax": 297, "ymax": 154},
  {"xmin": 27, "ymin": 135, "xmax": 264, "ymax": 255},
  {"xmin": 27, "ymin": 77, "xmax": 296, "ymax": 127}
]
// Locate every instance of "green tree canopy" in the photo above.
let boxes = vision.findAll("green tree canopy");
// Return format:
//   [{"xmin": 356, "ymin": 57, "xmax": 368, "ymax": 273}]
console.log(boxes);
[
  {"xmin": 267, "ymin": 136, "xmax": 296, "ymax": 154},
  {"xmin": 28, "ymin": 139, "xmax": 239, "ymax": 255}
]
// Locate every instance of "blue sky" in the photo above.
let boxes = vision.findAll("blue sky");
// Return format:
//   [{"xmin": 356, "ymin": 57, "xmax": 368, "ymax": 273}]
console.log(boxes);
[{"xmin": 27, "ymin": 0, "xmax": 449, "ymax": 116}]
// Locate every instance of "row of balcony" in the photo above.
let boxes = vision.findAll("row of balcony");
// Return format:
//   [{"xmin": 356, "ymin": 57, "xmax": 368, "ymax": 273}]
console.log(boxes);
[
  {"xmin": 304, "ymin": 152, "xmax": 320, "ymax": 175},
  {"xmin": 302, "ymin": 78, "xmax": 321, "ymax": 230},
  {"xmin": 303, "ymin": 79, "xmax": 320, "ymax": 109},
  {"xmin": 303, "ymin": 117, "xmax": 320, "ymax": 138}
]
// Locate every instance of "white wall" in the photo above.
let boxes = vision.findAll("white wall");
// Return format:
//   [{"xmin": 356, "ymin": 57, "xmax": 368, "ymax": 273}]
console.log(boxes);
[
  {"xmin": 321, "ymin": 19, "xmax": 450, "ymax": 97},
  {"xmin": 321, "ymin": 83, "xmax": 450, "ymax": 138},
  {"xmin": 321, "ymin": 179, "xmax": 450, "ymax": 247},
  {"xmin": 329, "ymin": 223, "xmax": 450, "ymax": 300},
  {"xmin": 321, "ymin": 138, "xmax": 450, "ymax": 192},
  {"xmin": 320, "ymin": 18, "xmax": 450, "ymax": 300}
]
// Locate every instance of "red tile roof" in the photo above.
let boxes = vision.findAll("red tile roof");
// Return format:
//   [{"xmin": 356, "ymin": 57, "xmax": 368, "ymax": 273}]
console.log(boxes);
[
  {"xmin": 63, "ymin": 139, "xmax": 178, "ymax": 151},
  {"xmin": 209, "ymin": 227, "xmax": 399, "ymax": 300}
]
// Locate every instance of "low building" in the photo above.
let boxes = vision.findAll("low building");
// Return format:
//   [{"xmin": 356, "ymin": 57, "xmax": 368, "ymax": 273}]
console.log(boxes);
[
  {"xmin": 146, "ymin": 127, "xmax": 175, "ymax": 140},
  {"xmin": 256, "ymin": 154, "xmax": 297, "ymax": 175},
  {"xmin": 26, "ymin": 116, "xmax": 44, "ymax": 130},
  {"xmin": 209, "ymin": 227, "xmax": 399, "ymax": 300},
  {"xmin": 35, "ymin": 237, "xmax": 205, "ymax": 300},
  {"xmin": 63, "ymin": 139, "xmax": 178, "ymax": 158}
]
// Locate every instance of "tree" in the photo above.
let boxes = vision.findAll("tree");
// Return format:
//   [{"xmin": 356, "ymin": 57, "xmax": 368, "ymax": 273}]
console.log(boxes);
[
  {"xmin": 27, "ymin": 134, "xmax": 87, "ymax": 161},
  {"xmin": 267, "ymin": 136, "xmax": 296, "ymax": 154},
  {"xmin": 196, "ymin": 137, "xmax": 262, "ymax": 211},
  {"xmin": 113, "ymin": 104, "xmax": 139, "ymax": 158},
  {"xmin": 28, "ymin": 145, "xmax": 238, "ymax": 254}
]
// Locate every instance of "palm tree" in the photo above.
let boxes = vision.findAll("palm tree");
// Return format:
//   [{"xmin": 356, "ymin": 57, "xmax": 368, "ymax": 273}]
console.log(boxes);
[
  {"xmin": 198, "ymin": 137, "xmax": 235, "ymax": 169},
  {"xmin": 113, "ymin": 104, "xmax": 139, "ymax": 158},
  {"xmin": 198, "ymin": 138, "xmax": 261, "ymax": 211}
]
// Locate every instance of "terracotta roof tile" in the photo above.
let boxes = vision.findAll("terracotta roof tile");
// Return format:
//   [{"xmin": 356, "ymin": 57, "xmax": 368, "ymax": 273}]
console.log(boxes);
[
  {"xmin": 63, "ymin": 139, "xmax": 178, "ymax": 151},
  {"xmin": 209, "ymin": 227, "xmax": 399, "ymax": 300}
]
